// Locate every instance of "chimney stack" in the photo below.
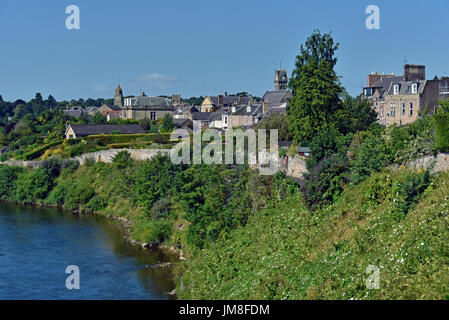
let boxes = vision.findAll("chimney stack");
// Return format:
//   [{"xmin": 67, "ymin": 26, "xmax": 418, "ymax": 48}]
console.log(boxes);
[
  {"xmin": 217, "ymin": 94, "xmax": 224, "ymax": 107},
  {"xmin": 403, "ymin": 64, "xmax": 426, "ymax": 82}
]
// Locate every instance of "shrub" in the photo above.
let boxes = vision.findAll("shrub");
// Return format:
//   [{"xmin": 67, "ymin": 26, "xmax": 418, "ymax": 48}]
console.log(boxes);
[
  {"xmin": 391, "ymin": 170, "xmax": 431, "ymax": 221},
  {"xmin": 301, "ymin": 152, "xmax": 349, "ymax": 210},
  {"xmin": 85, "ymin": 195, "xmax": 108, "ymax": 212},
  {"xmin": 149, "ymin": 197, "xmax": 172, "ymax": 220},
  {"xmin": 434, "ymin": 99, "xmax": 449, "ymax": 152},
  {"xmin": 0, "ymin": 165, "xmax": 20, "ymax": 199},
  {"xmin": 112, "ymin": 150, "xmax": 133, "ymax": 169},
  {"xmin": 350, "ymin": 133, "xmax": 390, "ymax": 184}
]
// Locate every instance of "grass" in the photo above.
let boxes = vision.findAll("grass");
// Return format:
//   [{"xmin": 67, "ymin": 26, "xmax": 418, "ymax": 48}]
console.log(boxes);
[{"xmin": 179, "ymin": 168, "xmax": 449, "ymax": 300}]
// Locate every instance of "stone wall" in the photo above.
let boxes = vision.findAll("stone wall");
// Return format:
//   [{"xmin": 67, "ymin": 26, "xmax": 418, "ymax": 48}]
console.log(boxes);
[
  {"xmin": 74, "ymin": 148, "xmax": 170, "ymax": 165},
  {"xmin": 403, "ymin": 153, "xmax": 449, "ymax": 173},
  {"xmin": 0, "ymin": 160, "xmax": 45, "ymax": 168},
  {"xmin": 0, "ymin": 148, "xmax": 171, "ymax": 167}
]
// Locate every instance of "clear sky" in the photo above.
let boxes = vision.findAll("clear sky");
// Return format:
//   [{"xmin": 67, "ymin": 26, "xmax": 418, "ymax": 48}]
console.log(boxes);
[{"xmin": 1, "ymin": 0, "xmax": 449, "ymax": 102}]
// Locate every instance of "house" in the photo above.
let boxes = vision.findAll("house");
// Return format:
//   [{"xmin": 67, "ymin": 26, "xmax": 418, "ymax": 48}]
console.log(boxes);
[
  {"xmin": 85, "ymin": 106, "xmax": 99, "ymax": 116},
  {"xmin": 200, "ymin": 95, "xmax": 251, "ymax": 112},
  {"xmin": 98, "ymin": 104, "xmax": 122, "ymax": 118},
  {"xmin": 191, "ymin": 112, "xmax": 214, "ymax": 128},
  {"xmin": 122, "ymin": 92, "xmax": 174, "ymax": 121},
  {"xmin": 65, "ymin": 124, "xmax": 145, "ymax": 139},
  {"xmin": 363, "ymin": 64, "xmax": 449, "ymax": 126},
  {"xmin": 228, "ymin": 104, "xmax": 263, "ymax": 129},
  {"xmin": 63, "ymin": 106, "xmax": 86, "ymax": 118}
]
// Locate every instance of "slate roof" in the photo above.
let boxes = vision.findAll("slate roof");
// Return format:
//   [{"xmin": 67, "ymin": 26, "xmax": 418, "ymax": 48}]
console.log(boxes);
[
  {"xmin": 85, "ymin": 106, "xmax": 99, "ymax": 113},
  {"xmin": 101, "ymin": 104, "xmax": 122, "ymax": 111},
  {"xmin": 173, "ymin": 118, "xmax": 193, "ymax": 129},
  {"xmin": 190, "ymin": 106, "xmax": 199, "ymax": 113},
  {"xmin": 369, "ymin": 76, "xmax": 403, "ymax": 99},
  {"xmin": 64, "ymin": 106, "xmax": 86, "ymax": 118},
  {"xmin": 69, "ymin": 124, "xmax": 145, "ymax": 137},
  {"xmin": 385, "ymin": 80, "xmax": 426, "ymax": 95},
  {"xmin": 231, "ymin": 104, "xmax": 263, "ymax": 116},
  {"xmin": 191, "ymin": 112, "xmax": 213, "ymax": 121},
  {"xmin": 262, "ymin": 90, "xmax": 291, "ymax": 105},
  {"xmin": 126, "ymin": 96, "xmax": 172, "ymax": 107},
  {"xmin": 209, "ymin": 95, "xmax": 251, "ymax": 106}
]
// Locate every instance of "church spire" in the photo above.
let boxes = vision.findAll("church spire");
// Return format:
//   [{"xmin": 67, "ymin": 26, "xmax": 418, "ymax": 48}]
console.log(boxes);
[{"xmin": 114, "ymin": 84, "xmax": 124, "ymax": 107}]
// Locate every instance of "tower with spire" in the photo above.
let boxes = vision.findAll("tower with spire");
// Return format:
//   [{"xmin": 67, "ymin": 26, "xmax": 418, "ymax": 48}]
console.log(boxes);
[
  {"xmin": 114, "ymin": 84, "xmax": 124, "ymax": 107},
  {"xmin": 274, "ymin": 69, "xmax": 288, "ymax": 90}
]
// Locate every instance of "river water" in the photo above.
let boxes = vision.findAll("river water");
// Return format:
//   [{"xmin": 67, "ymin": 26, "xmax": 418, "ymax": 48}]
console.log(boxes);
[{"xmin": 0, "ymin": 203, "xmax": 177, "ymax": 300}]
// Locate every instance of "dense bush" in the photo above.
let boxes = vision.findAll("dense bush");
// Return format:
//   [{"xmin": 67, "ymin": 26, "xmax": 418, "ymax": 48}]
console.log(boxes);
[
  {"xmin": 434, "ymin": 99, "xmax": 449, "ymax": 152},
  {"xmin": 0, "ymin": 165, "xmax": 21, "ymax": 198},
  {"xmin": 301, "ymin": 152, "xmax": 349, "ymax": 210},
  {"xmin": 112, "ymin": 150, "xmax": 133, "ymax": 169}
]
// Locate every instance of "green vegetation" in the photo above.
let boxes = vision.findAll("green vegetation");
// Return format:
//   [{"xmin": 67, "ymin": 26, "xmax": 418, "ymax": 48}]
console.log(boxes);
[{"xmin": 179, "ymin": 168, "xmax": 448, "ymax": 299}]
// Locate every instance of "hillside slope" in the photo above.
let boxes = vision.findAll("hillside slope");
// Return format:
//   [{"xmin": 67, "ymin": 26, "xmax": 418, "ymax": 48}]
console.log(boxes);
[{"xmin": 179, "ymin": 169, "xmax": 449, "ymax": 299}]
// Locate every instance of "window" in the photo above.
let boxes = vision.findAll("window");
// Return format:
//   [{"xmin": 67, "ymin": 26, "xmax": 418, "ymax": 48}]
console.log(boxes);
[
  {"xmin": 409, "ymin": 103, "xmax": 413, "ymax": 116},
  {"xmin": 394, "ymin": 85, "xmax": 399, "ymax": 95},
  {"xmin": 364, "ymin": 88, "xmax": 373, "ymax": 97},
  {"xmin": 412, "ymin": 83, "xmax": 418, "ymax": 94},
  {"xmin": 390, "ymin": 103, "xmax": 396, "ymax": 116},
  {"xmin": 402, "ymin": 103, "xmax": 406, "ymax": 115},
  {"xmin": 150, "ymin": 112, "xmax": 157, "ymax": 120},
  {"xmin": 380, "ymin": 106, "xmax": 384, "ymax": 117}
]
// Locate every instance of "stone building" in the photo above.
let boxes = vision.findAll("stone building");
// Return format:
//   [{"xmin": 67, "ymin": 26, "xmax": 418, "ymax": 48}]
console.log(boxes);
[
  {"xmin": 228, "ymin": 104, "xmax": 263, "ymax": 129},
  {"xmin": 363, "ymin": 64, "xmax": 449, "ymax": 126},
  {"xmin": 274, "ymin": 69, "xmax": 288, "ymax": 90},
  {"xmin": 200, "ymin": 95, "xmax": 251, "ymax": 112},
  {"xmin": 114, "ymin": 84, "xmax": 124, "ymax": 107},
  {"xmin": 122, "ymin": 92, "xmax": 174, "ymax": 121}
]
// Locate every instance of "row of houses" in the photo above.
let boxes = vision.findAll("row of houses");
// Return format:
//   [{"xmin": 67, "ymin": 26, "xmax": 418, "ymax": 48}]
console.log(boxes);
[
  {"xmin": 362, "ymin": 64, "xmax": 449, "ymax": 126},
  {"xmin": 64, "ymin": 69, "xmax": 292, "ymax": 132}
]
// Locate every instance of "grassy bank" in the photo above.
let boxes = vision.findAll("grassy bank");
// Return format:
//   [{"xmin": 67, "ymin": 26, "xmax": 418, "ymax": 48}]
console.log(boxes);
[{"xmin": 179, "ymin": 168, "xmax": 449, "ymax": 299}]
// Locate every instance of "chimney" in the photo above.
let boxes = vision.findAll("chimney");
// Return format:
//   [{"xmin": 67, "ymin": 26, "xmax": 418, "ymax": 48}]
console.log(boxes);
[
  {"xmin": 238, "ymin": 95, "xmax": 244, "ymax": 105},
  {"xmin": 367, "ymin": 72, "xmax": 381, "ymax": 87},
  {"xmin": 217, "ymin": 94, "xmax": 224, "ymax": 107},
  {"xmin": 404, "ymin": 64, "xmax": 426, "ymax": 82},
  {"xmin": 263, "ymin": 100, "xmax": 270, "ymax": 113}
]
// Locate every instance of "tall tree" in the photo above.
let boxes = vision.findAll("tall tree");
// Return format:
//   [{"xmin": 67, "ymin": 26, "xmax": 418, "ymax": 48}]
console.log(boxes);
[
  {"xmin": 287, "ymin": 33, "xmax": 343, "ymax": 142},
  {"xmin": 289, "ymin": 30, "xmax": 339, "ymax": 93}
]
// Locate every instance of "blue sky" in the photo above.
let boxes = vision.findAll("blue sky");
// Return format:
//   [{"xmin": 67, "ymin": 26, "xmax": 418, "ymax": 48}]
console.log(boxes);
[{"xmin": 1, "ymin": 0, "xmax": 449, "ymax": 102}]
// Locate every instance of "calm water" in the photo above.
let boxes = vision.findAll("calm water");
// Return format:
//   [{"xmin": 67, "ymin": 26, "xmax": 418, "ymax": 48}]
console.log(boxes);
[{"xmin": 0, "ymin": 203, "xmax": 177, "ymax": 300}]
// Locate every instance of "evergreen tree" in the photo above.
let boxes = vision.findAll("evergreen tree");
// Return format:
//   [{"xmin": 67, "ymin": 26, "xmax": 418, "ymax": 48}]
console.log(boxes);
[
  {"xmin": 289, "ymin": 30, "xmax": 339, "ymax": 93},
  {"xmin": 287, "ymin": 54, "xmax": 342, "ymax": 142}
]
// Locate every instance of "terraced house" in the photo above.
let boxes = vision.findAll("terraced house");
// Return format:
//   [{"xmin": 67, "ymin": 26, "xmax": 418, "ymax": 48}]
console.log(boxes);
[{"xmin": 363, "ymin": 64, "xmax": 449, "ymax": 126}]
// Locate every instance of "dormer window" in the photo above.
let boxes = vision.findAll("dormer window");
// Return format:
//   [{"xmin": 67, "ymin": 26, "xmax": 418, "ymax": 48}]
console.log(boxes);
[
  {"xmin": 412, "ymin": 83, "xmax": 418, "ymax": 94},
  {"xmin": 393, "ymin": 84, "xmax": 399, "ymax": 95},
  {"xmin": 364, "ymin": 88, "xmax": 373, "ymax": 97}
]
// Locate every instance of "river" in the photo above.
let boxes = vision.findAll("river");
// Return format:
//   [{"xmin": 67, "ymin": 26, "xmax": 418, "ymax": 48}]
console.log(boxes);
[{"xmin": 0, "ymin": 203, "xmax": 177, "ymax": 300}]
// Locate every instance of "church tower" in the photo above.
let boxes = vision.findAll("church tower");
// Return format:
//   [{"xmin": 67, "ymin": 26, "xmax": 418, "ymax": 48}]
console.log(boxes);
[
  {"xmin": 114, "ymin": 84, "xmax": 124, "ymax": 107},
  {"xmin": 274, "ymin": 69, "xmax": 288, "ymax": 90}
]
